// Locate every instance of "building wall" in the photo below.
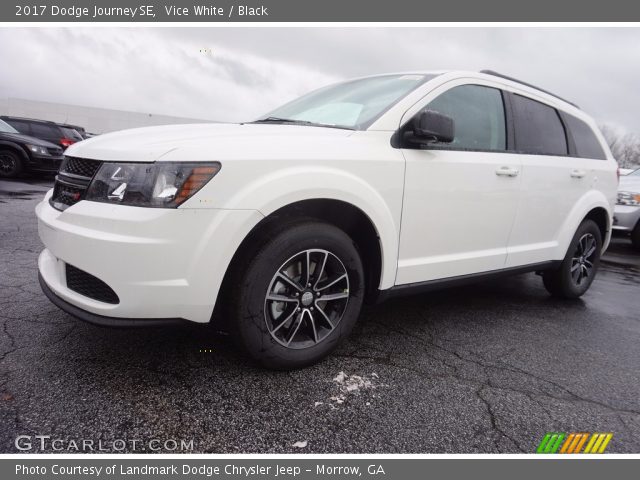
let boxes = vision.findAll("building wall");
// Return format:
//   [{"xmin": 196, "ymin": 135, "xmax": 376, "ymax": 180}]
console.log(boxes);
[{"xmin": 0, "ymin": 98, "xmax": 213, "ymax": 134}]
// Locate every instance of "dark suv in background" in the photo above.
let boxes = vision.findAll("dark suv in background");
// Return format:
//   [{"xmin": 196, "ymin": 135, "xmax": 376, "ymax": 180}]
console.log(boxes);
[
  {"xmin": 0, "ymin": 116, "xmax": 83, "ymax": 150},
  {"xmin": 0, "ymin": 119, "xmax": 63, "ymax": 178}
]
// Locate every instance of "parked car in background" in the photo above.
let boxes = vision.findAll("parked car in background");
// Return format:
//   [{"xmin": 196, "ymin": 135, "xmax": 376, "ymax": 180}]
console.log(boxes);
[
  {"xmin": 0, "ymin": 116, "xmax": 83, "ymax": 150},
  {"xmin": 619, "ymin": 168, "xmax": 634, "ymax": 176},
  {"xmin": 613, "ymin": 167, "xmax": 640, "ymax": 249},
  {"xmin": 58, "ymin": 122, "xmax": 90, "ymax": 140},
  {"xmin": 0, "ymin": 118, "xmax": 63, "ymax": 178},
  {"xmin": 36, "ymin": 71, "xmax": 618, "ymax": 369}
]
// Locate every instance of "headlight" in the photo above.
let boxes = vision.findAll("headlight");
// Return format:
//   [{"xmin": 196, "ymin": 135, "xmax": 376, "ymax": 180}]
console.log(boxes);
[
  {"xmin": 617, "ymin": 191, "xmax": 640, "ymax": 206},
  {"xmin": 85, "ymin": 162, "xmax": 221, "ymax": 208},
  {"xmin": 26, "ymin": 144, "xmax": 49, "ymax": 155}
]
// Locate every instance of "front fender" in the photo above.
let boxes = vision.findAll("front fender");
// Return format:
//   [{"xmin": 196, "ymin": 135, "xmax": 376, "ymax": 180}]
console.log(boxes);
[{"xmin": 217, "ymin": 166, "xmax": 400, "ymax": 290}]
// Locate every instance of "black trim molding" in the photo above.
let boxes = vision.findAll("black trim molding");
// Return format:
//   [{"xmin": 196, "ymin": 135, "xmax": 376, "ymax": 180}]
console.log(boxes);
[{"xmin": 376, "ymin": 261, "xmax": 561, "ymax": 303}]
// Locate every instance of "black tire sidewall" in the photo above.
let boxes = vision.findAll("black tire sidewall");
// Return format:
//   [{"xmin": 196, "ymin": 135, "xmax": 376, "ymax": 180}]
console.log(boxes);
[
  {"xmin": 631, "ymin": 222, "xmax": 640, "ymax": 250},
  {"xmin": 0, "ymin": 150, "xmax": 23, "ymax": 178},
  {"xmin": 234, "ymin": 222, "xmax": 364, "ymax": 369},
  {"xmin": 558, "ymin": 219, "xmax": 603, "ymax": 297}
]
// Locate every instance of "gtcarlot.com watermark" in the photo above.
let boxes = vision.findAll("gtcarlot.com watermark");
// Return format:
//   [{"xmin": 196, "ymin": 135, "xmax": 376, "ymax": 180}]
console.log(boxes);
[{"xmin": 15, "ymin": 435, "xmax": 194, "ymax": 452}]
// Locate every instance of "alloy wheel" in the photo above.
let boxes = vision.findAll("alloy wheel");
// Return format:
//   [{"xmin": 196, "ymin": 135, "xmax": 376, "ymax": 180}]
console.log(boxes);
[
  {"xmin": 0, "ymin": 153, "xmax": 17, "ymax": 175},
  {"xmin": 264, "ymin": 249, "xmax": 350, "ymax": 349},
  {"xmin": 570, "ymin": 233, "xmax": 597, "ymax": 286}
]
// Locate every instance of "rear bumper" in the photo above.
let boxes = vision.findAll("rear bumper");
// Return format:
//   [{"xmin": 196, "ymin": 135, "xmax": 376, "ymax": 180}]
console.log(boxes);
[
  {"xmin": 613, "ymin": 204, "xmax": 640, "ymax": 232},
  {"xmin": 36, "ymin": 190, "xmax": 264, "ymax": 323}
]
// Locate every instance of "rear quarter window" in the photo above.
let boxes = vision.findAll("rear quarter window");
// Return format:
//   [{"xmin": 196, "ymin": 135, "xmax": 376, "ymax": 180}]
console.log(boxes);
[
  {"xmin": 511, "ymin": 94, "xmax": 568, "ymax": 156},
  {"xmin": 561, "ymin": 114, "xmax": 607, "ymax": 160}
]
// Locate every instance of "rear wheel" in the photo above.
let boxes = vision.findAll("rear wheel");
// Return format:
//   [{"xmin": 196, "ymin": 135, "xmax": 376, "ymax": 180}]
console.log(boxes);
[
  {"xmin": 0, "ymin": 150, "xmax": 23, "ymax": 178},
  {"xmin": 542, "ymin": 219, "xmax": 602, "ymax": 299},
  {"xmin": 231, "ymin": 221, "xmax": 364, "ymax": 369}
]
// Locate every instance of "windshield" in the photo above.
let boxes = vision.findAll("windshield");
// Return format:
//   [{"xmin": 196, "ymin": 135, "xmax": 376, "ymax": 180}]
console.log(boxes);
[
  {"xmin": 258, "ymin": 74, "xmax": 436, "ymax": 130},
  {"xmin": 0, "ymin": 119, "xmax": 19, "ymax": 134},
  {"xmin": 630, "ymin": 168, "xmax": 640, "ymax": 177}
]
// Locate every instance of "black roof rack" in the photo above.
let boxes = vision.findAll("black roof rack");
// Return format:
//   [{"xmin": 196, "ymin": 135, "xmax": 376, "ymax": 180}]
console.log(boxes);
[{"xmin": 480, "ymin": 70, "xmax": 579, "ymax": 109}]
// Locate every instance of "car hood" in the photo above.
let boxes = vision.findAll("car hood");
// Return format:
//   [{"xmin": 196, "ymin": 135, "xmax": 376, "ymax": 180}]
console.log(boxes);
[
  {"xmin": 63, "ymin": 123, "xmax": 355, "ymax": 162},
  {"xmin": 618, "ymin": 175, "xmax": 640, "ymax": 193},
  {"xmin": 0, "ymin": 132, "xmax": 59, "ymax": 148}
]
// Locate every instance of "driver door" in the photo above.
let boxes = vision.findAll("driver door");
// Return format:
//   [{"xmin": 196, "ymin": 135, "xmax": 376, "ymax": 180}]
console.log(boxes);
[{"xmin": 396, "ymin": 83, "xmax": 522, "ymax": 285}]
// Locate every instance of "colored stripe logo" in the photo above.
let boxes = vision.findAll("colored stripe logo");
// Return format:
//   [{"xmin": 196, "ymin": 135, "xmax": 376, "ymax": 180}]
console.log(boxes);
[{"xmin": 537, "ymin": 432, "xmax": 613, "ymax": 453}]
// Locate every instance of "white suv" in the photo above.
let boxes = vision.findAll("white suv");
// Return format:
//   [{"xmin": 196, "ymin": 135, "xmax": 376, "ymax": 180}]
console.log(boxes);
[{"xmin": 36, "ymin": 71, "xmax": 618, "ymax": 368}]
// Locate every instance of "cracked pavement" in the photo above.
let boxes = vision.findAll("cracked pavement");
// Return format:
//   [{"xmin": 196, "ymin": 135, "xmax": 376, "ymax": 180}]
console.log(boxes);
[{"xmin": 0, "ymin": 177, "xmax": 639, "ymax": 453}]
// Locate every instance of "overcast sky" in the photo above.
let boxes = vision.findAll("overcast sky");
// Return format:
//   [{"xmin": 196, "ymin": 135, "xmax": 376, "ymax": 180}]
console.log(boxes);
[{"xmin": 1, "ymin": 27, "xmax": 639, "ymax": 132}]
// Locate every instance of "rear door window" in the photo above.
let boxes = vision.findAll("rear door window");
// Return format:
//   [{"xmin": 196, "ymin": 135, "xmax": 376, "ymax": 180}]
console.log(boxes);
[
  {"xmin": 31, "ymin": 122, "xmax": 60, "ymax": 140},
  {"xmin": 511, "ymin": 94, "xmax": 568, "ymax": 156}
]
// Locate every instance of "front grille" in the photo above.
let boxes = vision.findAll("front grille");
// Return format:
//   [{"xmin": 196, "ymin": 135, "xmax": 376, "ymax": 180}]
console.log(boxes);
[
  {"xmin": 65, "ymin": 264, "xmax": 119, "ymax": 304},
  {"xmin": 50, "ymin": 156, "xmax": 102, "ymax": 211},
  {"xmin": 47, "ymin": 146, "xmax": 63, "ymax": 157},
  {"xmin": 63, "ymin": 157, "xmax": 102, "ymax": 177}
]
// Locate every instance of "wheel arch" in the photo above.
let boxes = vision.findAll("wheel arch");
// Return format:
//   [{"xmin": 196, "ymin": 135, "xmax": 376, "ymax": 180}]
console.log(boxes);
[
  {"xmin": 217, "ymin": 198, "xmax": 387, "ymax": 311},
  {"xmin": 0, "ymin": 140, "xmax": 28, "ymax": 160},
  {"xmin": 556, "ymin": 190, "xmax": 613, "ymax": 257}
]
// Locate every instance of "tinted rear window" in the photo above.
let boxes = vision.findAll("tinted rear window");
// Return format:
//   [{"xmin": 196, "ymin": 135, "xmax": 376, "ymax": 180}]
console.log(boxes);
[
  {"xmin": 511, "ymin": 94, "xmax": 568, "ymax": 156},
  {"xmin": 61, "ymin": 127, "xmax": 83, "ymax": 141},
  {"xmin": 562, "ymin": 114, "xmax": 607, "ymax": 160}
]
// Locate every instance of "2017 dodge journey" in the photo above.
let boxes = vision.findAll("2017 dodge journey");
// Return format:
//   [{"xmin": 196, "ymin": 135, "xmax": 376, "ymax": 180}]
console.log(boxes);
[{"xmin": 36, "ymin": 71, "xmax": 618, "ymax": 368}]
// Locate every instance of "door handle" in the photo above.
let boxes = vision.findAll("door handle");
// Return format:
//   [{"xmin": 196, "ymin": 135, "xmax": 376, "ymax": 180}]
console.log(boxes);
[
  {"xmin": 495, "ymin": 166, "xmax": 519, "ymax": 177},
  {"xmin": 570, "ymin": 169, "xmax": 587, "ymax": 179}
]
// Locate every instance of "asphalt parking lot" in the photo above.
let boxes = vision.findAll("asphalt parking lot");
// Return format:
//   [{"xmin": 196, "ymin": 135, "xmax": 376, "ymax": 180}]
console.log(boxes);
[{"xmin": 0, "ymin": 177, "xmax": 639, "ymax": 453}]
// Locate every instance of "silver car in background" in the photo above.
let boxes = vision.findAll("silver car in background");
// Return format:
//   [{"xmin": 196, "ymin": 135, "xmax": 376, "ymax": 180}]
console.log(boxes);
[{"xmin": 614, "ymin": 168, "xmax": 640, "ymax": 249}]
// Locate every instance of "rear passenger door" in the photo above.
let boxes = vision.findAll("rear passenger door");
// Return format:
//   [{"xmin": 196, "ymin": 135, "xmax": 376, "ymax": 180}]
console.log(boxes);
[{"xmin": 504, "ymin": 93, "xmax": 592, "ymax": 267}]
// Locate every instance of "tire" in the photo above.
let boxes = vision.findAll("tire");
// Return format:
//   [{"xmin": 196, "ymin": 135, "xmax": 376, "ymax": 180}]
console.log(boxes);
[
  {"xmin": 0, "ymin": 150, "xmax": 23, "ymax": 178},
  {"xmin": 230, "ymin": 220, "xmax": 365, "ymax": 370},
  {"xmin": 542, "ymin": 219, "xmax": 602, "ymax": 299},
  {"xmin": 631, "ymin": 222, "xmax": 640, "ymax": 250}
]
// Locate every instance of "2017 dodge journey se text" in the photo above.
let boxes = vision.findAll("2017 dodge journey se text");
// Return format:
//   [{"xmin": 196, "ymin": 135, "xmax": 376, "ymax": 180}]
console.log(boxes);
[{"xmin": 36, "ymin": 71, "xmax": 619, "ymax": 369}]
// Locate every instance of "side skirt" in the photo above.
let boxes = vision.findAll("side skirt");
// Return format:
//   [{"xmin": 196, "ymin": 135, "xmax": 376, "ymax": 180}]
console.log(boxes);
[{"xmin": 375, "ymin": 260, "xmax": 561, "ymax": 303}]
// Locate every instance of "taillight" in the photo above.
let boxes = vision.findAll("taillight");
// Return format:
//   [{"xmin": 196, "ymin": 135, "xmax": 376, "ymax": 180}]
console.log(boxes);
[{"xmin": 60, "ymin": 138, "xmax": 75, "ymax": 148}]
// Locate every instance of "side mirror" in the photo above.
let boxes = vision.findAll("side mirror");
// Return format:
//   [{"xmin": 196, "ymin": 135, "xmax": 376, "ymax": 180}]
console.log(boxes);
[{"xmin": 412, "ymin": 109, "xmax": 455, "ymax": 144}]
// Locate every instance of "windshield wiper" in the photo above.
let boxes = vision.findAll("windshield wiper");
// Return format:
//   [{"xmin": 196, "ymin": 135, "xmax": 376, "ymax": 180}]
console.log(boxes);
[{"xmin": 249, "ymin": 117, "xmax": 355, "ymax": 130}]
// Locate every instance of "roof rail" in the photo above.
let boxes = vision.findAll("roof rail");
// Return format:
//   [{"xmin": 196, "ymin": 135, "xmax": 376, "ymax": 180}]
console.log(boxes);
[{"xmin": 480, "ymin": 70, "xmax": 579, "ymax": 109}]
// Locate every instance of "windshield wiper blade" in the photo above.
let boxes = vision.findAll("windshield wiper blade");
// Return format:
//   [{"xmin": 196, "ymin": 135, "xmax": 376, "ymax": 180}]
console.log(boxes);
[{"xmin": 250, "ymin": 117, "xmax": 355, "ymax": 130}]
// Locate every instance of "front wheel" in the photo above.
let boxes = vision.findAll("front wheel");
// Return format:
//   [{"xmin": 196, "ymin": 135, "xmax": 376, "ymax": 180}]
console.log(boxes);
[
  {"xmin": 542, "ymin": 219, "xmax": 602, "ymax": 299},
  {"xmin": 0, "ymin": 150, "xmax": 23, "ymax": 178},
  {"xmin": 231, "ymin": 221, "xmax": 365, "ymax": 370}
]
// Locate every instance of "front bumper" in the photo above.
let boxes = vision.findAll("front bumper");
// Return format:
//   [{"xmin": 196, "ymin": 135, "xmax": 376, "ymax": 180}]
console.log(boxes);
[
  {"xmin": 612, "ymin": 204, "xmax": 640, "ymax": 232},
  {"xmin": 27, "ymin": 153, "xmax": 63, "ymax": 172},
  {"xmin": 36, "ymin": 190, "xmax": 263, "ymax": 323}
]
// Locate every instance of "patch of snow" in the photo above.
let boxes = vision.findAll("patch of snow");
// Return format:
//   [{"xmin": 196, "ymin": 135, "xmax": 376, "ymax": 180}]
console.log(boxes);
[{"xmin": 292, "ymin": 441, "xmax": 308, "ymax": 448}]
